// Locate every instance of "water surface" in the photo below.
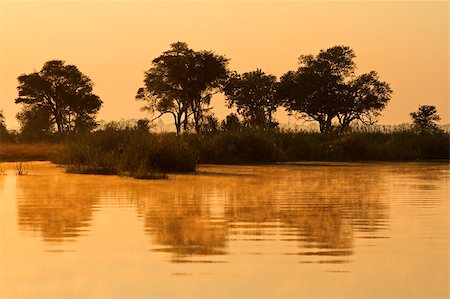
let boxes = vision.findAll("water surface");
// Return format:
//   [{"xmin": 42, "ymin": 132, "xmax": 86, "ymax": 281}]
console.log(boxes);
[{"xmin": 0, "ymin": 162, "xmax": 448, "ymax": 298}]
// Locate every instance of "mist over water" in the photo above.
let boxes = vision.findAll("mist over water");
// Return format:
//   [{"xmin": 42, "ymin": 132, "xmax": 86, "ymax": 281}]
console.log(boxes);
[{"xmin": 0, "ymin": 162, "xmax": 448, "ymax": 298}]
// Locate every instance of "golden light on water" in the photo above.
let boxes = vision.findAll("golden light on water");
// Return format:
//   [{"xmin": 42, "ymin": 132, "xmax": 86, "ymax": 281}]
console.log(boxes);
[{"xmin": 0, "ymin": 162, "xmax": 448, "ymax": 298}]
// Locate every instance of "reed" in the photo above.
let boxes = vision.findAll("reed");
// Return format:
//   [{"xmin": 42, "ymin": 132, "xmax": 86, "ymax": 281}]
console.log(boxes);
[
  {"xmin": 49, "ymin": 125, "xmax": 450, "ymax": 180},
  {"xmin": 0, "ymin": 143, "xmax": 64, "ymax": 162},
  {"xmin": 192, "ymin": 128, "xmax": 449, "ymax": 163},
  {"xmin": 55, "ymin": 125, "xmax": 196, "ymax": 179}
]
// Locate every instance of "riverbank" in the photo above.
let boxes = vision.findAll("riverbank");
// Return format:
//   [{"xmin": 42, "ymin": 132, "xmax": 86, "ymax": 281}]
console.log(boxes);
[
  {"xmin": 56, "ymin": 127, "xmax": 449, "ymax": 178},
  {"xmin": 0, "ymin": 143, "xmax": 64, "ymax": 162},
  {"xmin": 1, "ymin": 127, "xmax": 448, "ymax": 179}
]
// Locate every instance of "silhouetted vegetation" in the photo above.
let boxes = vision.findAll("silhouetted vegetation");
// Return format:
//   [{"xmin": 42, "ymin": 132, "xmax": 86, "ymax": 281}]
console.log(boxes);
[
  {"xmin": 16, "ymin": 107, "xmax": 53, "ymax": 142},
  {"xmin": 224, "ymin": 69, "xmax": 279, "ymax": 128},
  {"xmin": 54, "ymin": 122, "xmax": 196, "ymax": 179},
  {"xmin": 15, "ymin": 60, "xmax": 102, "ymax": 135},
  {"xmin": 191, "ymin": 127, "xmax": 449, "ymax": 163},
  {"xmin": 136, "ymin": 42, "xmax": 229, "ymax": 134},
  {"xmin": 54, "ymin": 125, "xmax": 448, "ymax": 178},
  {"xmin": 410, "ymin": 105, "xmax": 442, "ymax": 133},
  {"xmin": 0, "ymin": 110, "xmax": 14, "ymax": 143},
  {"xmin": 0, "ymin": 143, "xmax": 64, "ymax": 161},
  {"xmin": 278, "ymin": 46, "xmax": 392, "ymax": 133},
  {"xmin": 3, "ymin": 42, "xmax": 447, "ymax": 172}
]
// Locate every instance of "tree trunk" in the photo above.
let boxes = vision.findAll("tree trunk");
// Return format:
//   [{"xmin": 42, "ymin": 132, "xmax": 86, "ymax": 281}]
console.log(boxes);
[
  {"xmin": 172, "ymin": 113, "xmax": 181, "ymax": 134},
  {"xmin": 183, "ymin": 110, "xmax": 188, "ymax": 132}
]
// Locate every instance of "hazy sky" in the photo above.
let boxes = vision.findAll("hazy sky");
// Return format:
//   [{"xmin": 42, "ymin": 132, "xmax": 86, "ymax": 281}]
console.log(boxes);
[{"xmin": 0, "ymin": 1, "xmax": 448, "ymax": 129}]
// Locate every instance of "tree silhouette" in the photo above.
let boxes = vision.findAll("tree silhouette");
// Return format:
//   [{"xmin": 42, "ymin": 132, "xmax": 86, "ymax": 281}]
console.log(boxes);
[
  {"xmin": 136, "ymin": 42, "xmax": 228, "ymax": 134},
  {"xmin": 136, "ymin": 42, "xmax": 193, "ymax": 134},
  {"xmin": 278, "ymin": 46, "xmax": 391, "ymax": 132},
  {"xmin": 201, "ymin": 114, "xmax": 219, "ymax": 132},
  {"xmin": 16, "ymin": 107, "xmax": 52, "ymax": 142},
  {"xmin": 221, "ymin": 113, "xmax": 242, "ymax": 131},
  {"xmin": 0, "ymin": 110, "xmax": 12, "ymax": 142},
  {"xmin": 15, "ymin": 60, "xmax": 102, "ymax": 134},
  {"xmin": 337, "ymin": 71, "xmax": 392, "ymax": 130},
  {"xmin": 410, "ymin": 105, "xmax": 441, "ymax": 132},
  {"xmin": 224, "ymin": 69, "xmax": 279, "ymax": 128}
]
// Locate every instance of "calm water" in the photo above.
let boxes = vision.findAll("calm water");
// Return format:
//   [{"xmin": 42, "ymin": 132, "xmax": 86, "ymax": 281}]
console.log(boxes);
[{"xmin": 0, "ymin": 162, "xmax": 448, "ymax": 299}]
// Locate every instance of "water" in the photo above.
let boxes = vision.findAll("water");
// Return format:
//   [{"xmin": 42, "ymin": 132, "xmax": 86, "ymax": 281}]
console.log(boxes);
[{"xmin": 0, "ymin": 161, "xmax": 448, "ymax": 298}]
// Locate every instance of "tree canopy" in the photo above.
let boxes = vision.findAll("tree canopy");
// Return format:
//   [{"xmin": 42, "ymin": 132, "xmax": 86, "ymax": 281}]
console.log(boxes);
[
  {"xmin": 278, "ymin": 46, "xmax": 392, "ymax": 132},
  {"xmin": 15, "ymin": 60, "xmax": 102, "ymax": 134},
  {"xmin": 224, "ymin": 69, "xmax": 279, "ymax": 128},
  {"xmin": 410, "ymin": 105, "xmax": 441, "ymax": 132},
  {"xmin": 136, "ymin": 42, "xmax": 229, "ymax": 133}
]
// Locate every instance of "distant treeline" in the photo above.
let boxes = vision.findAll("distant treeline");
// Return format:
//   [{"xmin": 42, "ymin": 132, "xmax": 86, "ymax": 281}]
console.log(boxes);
[{"xmin": 0, "ymin": 41, "xmax": 419, "ymax": 141}]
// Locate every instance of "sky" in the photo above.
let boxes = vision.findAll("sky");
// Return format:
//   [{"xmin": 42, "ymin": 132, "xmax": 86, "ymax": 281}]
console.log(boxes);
[{"xmin": 0, "ymin": 1, "xmax": 448, "ymax": 129}]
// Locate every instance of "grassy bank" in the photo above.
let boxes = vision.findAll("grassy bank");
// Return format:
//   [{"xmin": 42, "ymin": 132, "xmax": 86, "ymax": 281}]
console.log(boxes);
[
  {"xmin": 0, "ymin": 143, "xmax": 64, "ymax": 162},
  {"xmin": 3, "ymin": 127, "xmax": 448, "ymax": 179},
  {"xmin": 54, "ymin": 126, "xmax": 196, "ymax": 179},
  {"xmin": 191, "ymin": 129, "xmax": 449, "ymax": 163}
]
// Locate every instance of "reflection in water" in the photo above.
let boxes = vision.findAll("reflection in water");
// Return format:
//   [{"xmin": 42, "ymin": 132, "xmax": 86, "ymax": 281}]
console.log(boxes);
[
  {"xmin": 11, "ymin": 163, "xmax": 391, "ymax": 262},
  {"xmin": 141, "ymin": 193, "xmax": 228, "ymax": 260},
  {"xmin": 1, "ymin": 162, "xmax": 447, "ymax": 299},
  {"xmin": 220, "ymin": 166, "xmax": 388, "ymax": 262},
  {"xmin": 16, "ymin": 170, "xmax": 98, "ymax": 243},
  {"xmin": 128, "ymin": 164, "xmax": 389, "ymax": 264},
  {"xmin": 12, "ymin": 163, "xmax": 449, "ymax": 259}
]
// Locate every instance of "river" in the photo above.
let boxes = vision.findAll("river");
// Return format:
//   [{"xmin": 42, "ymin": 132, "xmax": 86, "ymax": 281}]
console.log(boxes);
[{"xmin": 0, "ymin": 161, "xmax": 448, "ymax": 298}]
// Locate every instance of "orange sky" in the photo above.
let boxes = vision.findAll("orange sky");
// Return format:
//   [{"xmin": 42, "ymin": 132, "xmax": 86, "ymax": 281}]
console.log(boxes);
[{"xmin": 0, "ymin": 1, "xmax": 448, "ymax": 129}]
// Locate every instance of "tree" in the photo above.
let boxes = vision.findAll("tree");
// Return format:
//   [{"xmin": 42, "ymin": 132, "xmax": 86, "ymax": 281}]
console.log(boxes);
[
  {"xmin": 136, "ymin": 42, "xmax": 193, "ymax": 134},
  {"xmin": 136, "ymin": 42, "xmax": 229, "ymax": 134},
  {"xmin": 186, "ymin": 49, "xmax": 229, "ymax": 133},
  {"xmin": 201, "ymin": 114, "xmax": 219, "ymax": 132},
  {"xmin": 221, "ymin": 113, "xmax": 242, "ymax": 131},
  {"xmin": 224, "ymin": 69, "xmax": 279, "ymax": 128},
  {"xmin": 337, "ymin": 71, "xmax": 392, "ymax": 130},
  {"xmin": 16, "ymin": 106, "xmax": 52, "ymax": 142},
  {"xmin": 278, "ymin": 46, "xmax": 392, "ymax": 133},
  {"xmin": 410, "ymin": 105, "xmax": 441, "ymax": 132},
  {"xmin": 15, "ymin": 60, "xmax": 102, "ymax": 134},
  {"xmin": 0, "ymin": 110, "xmax": 12, "ymax": 142},
  {"xmin": 136, "ymin": 119, "xmax": 150, "ymax": 132}
]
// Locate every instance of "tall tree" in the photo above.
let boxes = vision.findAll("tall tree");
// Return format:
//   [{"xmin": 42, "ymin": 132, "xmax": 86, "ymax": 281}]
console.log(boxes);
[
  {"xmin": 15, "ymin": 60, "xmax": 102, "ymax": 134},
  {"xmin": 224, "ymin": 69, "xmax": 279, "ymax": 128},
  {"xmin": 136, "ymin": 42, "xmax": 228, "ymax": 133},
  {"xmin": 185, "ymin": 49, "xmax": 229, "ymax": 133},
  {"xmin": 278, "ymin": 46, "xmax": 391, "ymax": 132},
  {"xmin": 410, "ymin": 105, "xmax": 441, "ymax": 132},
  {"xmin": 136, "ymin": 42, "xmax": 193, "ymax": 134}
]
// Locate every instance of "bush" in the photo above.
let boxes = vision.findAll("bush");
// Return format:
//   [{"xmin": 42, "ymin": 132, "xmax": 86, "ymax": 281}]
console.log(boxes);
[
  {"xmin": 194, "ymin": 129, "xmax": 279, "ymax": 164},
  {"xmin": 56, "ymin": 126, "xmax": 197, "ymax": 179}
]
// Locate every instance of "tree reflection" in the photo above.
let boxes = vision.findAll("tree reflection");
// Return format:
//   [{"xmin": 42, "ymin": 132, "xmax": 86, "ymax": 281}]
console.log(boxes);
[
  {"xmin": 16, "ymin": 173, "xmax": 97, "ymax": 243},
  {"xmin": 220, "ymin": 165, "xmax": 389, "ymax": 260},
  {"xmin": 137, "ymin": 186, "xmax": 228, "ymax": 262},
  {"xmin": 138, "ymin": 165, "xmax": 389, "ymax": 263},
  {"xmin": 14, "ymin": 163, "xmax": 390, "ymax": 263}
]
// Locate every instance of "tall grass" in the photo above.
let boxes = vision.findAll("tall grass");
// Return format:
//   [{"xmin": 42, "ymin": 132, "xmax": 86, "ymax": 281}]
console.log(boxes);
[
  {"xmin": 55, "ymin": 125, "xmax": 197, "ymax": 179},
  {"xmin": 191, "ymin": 127, "xmax": 449, "ymax": 163},
  {"xmin": 0, "ymin": 143, "xmax": 64, "ymax": 162},
  {"xmin": 54, "ymin": 126, "xmax": 448, "ymax": 179}
]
